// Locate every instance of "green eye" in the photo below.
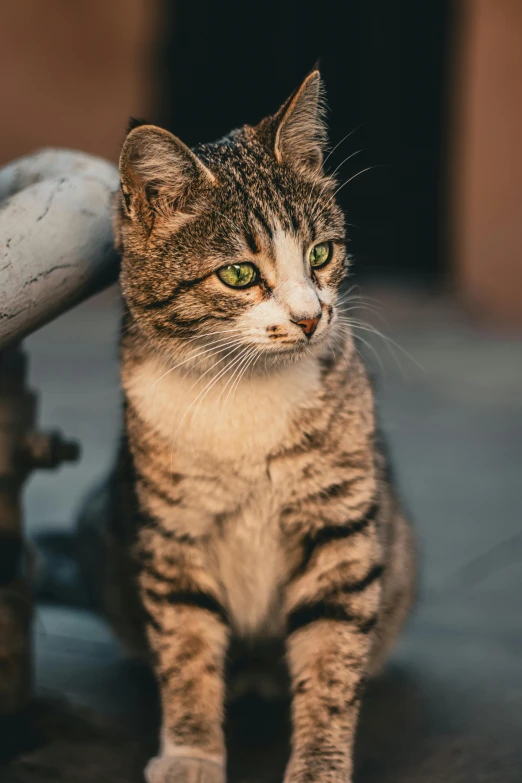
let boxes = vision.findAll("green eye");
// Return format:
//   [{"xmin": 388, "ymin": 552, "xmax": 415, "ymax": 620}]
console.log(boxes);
[
  {"xmin": 217, "ymin": 263, "xmax": 257, "ymax": 288},
  {"xmin": 309, "ymin": 241, "xmax": 332, "ymax": 269}
]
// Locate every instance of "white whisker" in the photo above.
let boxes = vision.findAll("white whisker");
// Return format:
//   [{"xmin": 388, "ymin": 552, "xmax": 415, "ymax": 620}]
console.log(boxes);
[
  {"xmin": 324, "ymin": 166, "xmax": 380, "ymax": 209},
  {"xmin": 187, "ymin": 345, "xmax": 253, "ymax": 428},
  {"xmin": 225, "ymin": 347, "xmax": 259, "ymax": 409},
  {"xmin": 337, "ymin": 303, "xmax": 389, "ymax": 326},
  {"xmin": 169, "ymin": 344, "xmax": 250, "ymax": 474},
  {"xmin": 150, "ymin": 334, "xmax": 245, "ymax": 392},
  {"xmin": 336, "ymin": 317, "xmax": 424, "ymax": 374},
  {"xmin": 218, "ymin": 347, "xmax": 257, "ymax": 411},
  {"xmin": 323, "ymin": 123, "xmax": 366, "ymax": 166},
  {"xmin": 339, "ymin": 325, "xmax": 385, "ymax": 377},
  {"xmin": 329, "ymin": 149, "xmax": 365, "ymax": 179}
]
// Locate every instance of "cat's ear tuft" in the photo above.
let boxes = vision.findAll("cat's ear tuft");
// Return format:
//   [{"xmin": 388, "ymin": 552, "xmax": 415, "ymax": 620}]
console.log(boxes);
[
  {"xmin": 272, "ymin": 70, "xmax": 328, "ymax": 176},
  {"xmin": 125, "ymin": 116, "xmax": 149, "ymax": 135},
  {"xmin": 119, "ymin": 124, "xmax": 215, "ymax": 225}
]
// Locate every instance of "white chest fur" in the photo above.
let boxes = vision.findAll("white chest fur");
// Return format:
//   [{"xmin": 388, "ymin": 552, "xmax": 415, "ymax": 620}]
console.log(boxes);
[
  {"xmin": 211, "ymin": 482, "xmax": 285, "ymax": 635},
  {"xmin": 125, "ymin": 352, "xmax": 322, "ymax": 634},
  {"xmin": 125, "ymin": 352, "xmax": 321, "ymax": 467}
]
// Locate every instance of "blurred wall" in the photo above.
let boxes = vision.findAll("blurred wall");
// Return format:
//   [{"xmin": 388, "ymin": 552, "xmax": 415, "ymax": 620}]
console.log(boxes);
[
  {"xmin": 452, "ymin": 0, "xmax": 522, "ymax": 327},
  {"xmin": 0, "ymin": 1, "xmax": 520, "ymax": 327},
  {"xmin": 0, "ymin": 0, "xmax": 160, "ymax": 165}
]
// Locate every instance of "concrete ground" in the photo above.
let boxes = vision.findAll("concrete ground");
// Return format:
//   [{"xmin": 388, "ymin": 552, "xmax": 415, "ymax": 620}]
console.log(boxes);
[{"xmin": 2, "ymin": 284, "xmax": 522, "ymax": 782}]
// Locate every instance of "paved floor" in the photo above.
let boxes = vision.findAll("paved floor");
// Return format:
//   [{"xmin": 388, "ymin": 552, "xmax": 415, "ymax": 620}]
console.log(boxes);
[{"xmin": 3, "ymin": 284, "xmax": 522, "ymax": 782}]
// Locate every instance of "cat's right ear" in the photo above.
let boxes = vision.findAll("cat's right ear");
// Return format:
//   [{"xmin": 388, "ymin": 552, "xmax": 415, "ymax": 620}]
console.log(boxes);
[
  {"xmin": 119, "ymin": 124, "xmax": 215, "ymax": 228},
  {"xmin": 256, "ymin": 71, "xmax": 328, "ymax": 178}
]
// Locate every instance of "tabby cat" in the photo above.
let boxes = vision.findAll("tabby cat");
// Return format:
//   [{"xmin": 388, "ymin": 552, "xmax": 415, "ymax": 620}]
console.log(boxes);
[{"xmin": 98, "ymin": 71, "xmax": 415, "ymax": 783}]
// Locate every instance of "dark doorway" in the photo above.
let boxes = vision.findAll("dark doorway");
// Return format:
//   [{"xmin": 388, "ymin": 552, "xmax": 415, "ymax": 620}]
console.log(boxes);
[{"xmin": 155, "ymin": 0, "xmax": 451, "ymax": 283}]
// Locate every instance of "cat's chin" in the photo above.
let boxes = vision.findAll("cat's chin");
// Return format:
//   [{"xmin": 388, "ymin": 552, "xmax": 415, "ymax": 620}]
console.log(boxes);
[
  {"xmin": 254, "ymin": 338, "xmax": 329, "ymax": 369},
  {"xmin": 243, "ymin": 344, "xmax": 302, "ymax": 371}
]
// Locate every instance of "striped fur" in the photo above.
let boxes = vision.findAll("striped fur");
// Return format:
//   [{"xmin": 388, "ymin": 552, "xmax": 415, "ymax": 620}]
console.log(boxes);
[{"xmin": 96, "ymin": 71, "xmax": 415, "ymax": 783}]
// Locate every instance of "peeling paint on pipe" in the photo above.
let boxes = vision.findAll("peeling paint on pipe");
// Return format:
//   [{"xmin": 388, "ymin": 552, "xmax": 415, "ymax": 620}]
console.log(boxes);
[{"xmin": 0, "ymin": 150, "xmax": 120, "ymax": 350}]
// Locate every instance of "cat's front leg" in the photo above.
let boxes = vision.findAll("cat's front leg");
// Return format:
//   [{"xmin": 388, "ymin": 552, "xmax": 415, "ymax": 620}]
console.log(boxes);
[
  {"xmin": 140, "ymin": 558, "xmax": 229, "ymax": 783},
  {"xmin": 283, "ymin": 508, "xmax": 383, "ymax": 783}
]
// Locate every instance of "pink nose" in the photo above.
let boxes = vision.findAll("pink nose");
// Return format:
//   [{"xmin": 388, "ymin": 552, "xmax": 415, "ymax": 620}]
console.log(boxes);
[{"xmin": 295, "ymin": 315, "xmax": 321, "ymax": 337}]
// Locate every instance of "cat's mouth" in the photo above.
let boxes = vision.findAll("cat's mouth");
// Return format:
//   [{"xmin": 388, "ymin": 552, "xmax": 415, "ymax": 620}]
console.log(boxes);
[{"xmin": 253, "ymin": 327, "xmax": 332, "ymax": 359}]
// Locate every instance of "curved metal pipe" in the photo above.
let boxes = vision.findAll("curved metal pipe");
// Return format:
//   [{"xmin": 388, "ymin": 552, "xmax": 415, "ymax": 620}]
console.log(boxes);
[{"xmin": 0, "ymin": 149, "xmax": 120, "ymax": 350}]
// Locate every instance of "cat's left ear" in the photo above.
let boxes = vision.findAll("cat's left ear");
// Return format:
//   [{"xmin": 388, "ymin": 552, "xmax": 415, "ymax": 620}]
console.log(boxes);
[
  {"xmin": 269, "ymin": 70, "xmax": 327, "ymax": 176},
  {"xmin": 118, "ymin": 124, "xmax": 215, "ymax": 229}
]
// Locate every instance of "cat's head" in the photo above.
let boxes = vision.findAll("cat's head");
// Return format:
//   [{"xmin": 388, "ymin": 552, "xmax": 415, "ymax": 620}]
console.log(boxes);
[{"xmin": 115, "ymin": 71, "xmax": 347, "ymax": 369}]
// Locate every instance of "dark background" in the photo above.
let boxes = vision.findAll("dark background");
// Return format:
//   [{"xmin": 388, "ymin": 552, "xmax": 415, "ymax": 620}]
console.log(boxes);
[{"xmin": 157, "ymin": 0, "xmax": 452, "ymax": 282}]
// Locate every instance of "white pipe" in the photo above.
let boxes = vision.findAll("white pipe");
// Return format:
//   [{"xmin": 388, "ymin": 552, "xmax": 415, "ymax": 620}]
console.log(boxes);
[
  {"xmin": 0, "ymin": 150, "xmax": 120, "ymax": 350},
  {"xmin": 0, "ymin": 148, "xmax": 119, "ymax": 204}
]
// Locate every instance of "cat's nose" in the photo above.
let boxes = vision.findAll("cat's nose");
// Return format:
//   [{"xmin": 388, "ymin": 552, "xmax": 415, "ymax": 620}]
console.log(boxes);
[{"xmin": 294, "ymin": 314, "xmax": 321, "ymax": 338}]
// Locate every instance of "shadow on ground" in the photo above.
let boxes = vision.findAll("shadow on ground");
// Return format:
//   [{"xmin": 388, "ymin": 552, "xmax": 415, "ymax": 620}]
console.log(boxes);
[{"xmin": 3, "ymin": 601, "xmax": 521, "ymax": 783}]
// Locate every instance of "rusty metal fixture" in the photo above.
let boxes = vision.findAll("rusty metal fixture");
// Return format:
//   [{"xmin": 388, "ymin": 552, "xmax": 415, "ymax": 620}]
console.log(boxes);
[{"xmin": 0, "ymin": 344, "xmax": 80, "ymax": 714}]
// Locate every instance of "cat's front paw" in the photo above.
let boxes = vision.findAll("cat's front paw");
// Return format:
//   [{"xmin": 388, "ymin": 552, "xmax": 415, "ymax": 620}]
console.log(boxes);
[{"xmin": 145, "ymin": 755, "xmax": 226, "ymax": 783}]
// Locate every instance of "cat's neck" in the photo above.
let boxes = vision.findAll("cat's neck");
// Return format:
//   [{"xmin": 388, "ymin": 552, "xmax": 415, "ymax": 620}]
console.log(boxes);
[{"xmin": 122, "ymin": 337, "xmax": 328, "ymax": 465}]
